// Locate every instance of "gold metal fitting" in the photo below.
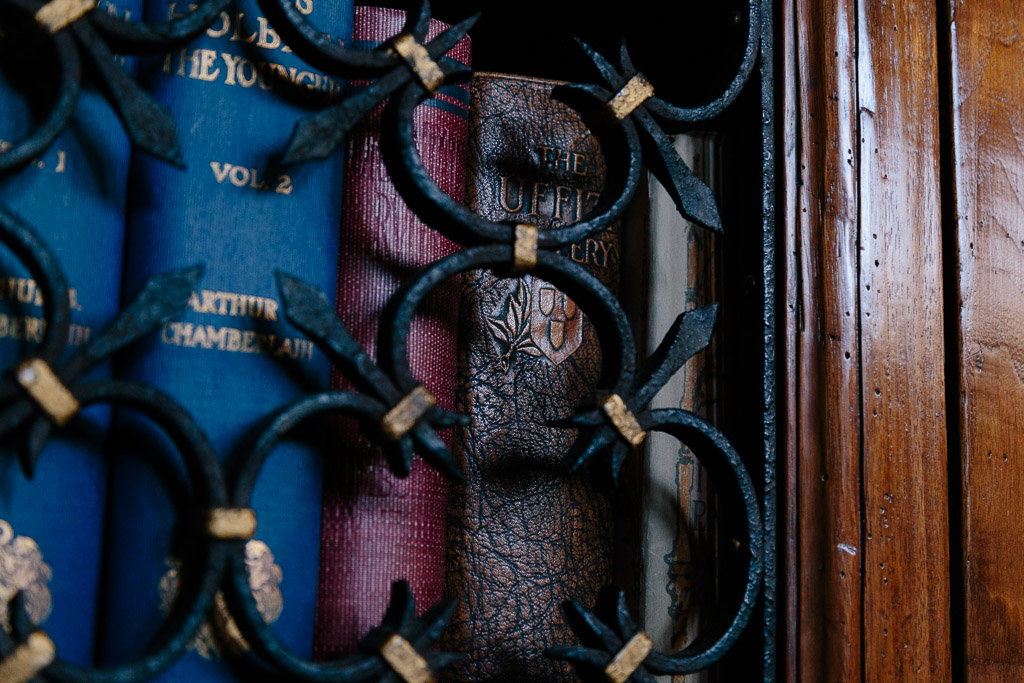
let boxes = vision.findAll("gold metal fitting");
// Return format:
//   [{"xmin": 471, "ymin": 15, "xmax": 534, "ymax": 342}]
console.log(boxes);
[
  {"xmin": 380, "ymin": 385, "xmax": 436, "ymax": 441},
  {"xmin": 380, "ymin": 634, "xmax": 435, "ymax": 683},
  {"xmin": 206, "ymin": 508, "xmax": 257, "ymax": 540},
  {"xmin": 389, "ymin": 33, "xmax": 445, "ymax": 93},
  {"xmin": 35, "ymin": 0, "xmax": 96, "ymax": 33},
  {"xmin": 604, "ymin": 631, "xmax": 653, "ymax": 683},
  {"xmin": 513, "ymin": 223, "xmax": 539, "ymax": 272},
  {"xmin": 600, "ymin": 394, "xmax": 647, "ymax": 447},
  {"xmin": 16, "ymin": 358, "xmax": 78, "ymax": 427},
  {"xmin": 0, "ymin": 631, "xmax": 56, "ymax": 683},
  {"xmin": 602, "ymin": 74, "xmax": 655, "ymax": 124}
]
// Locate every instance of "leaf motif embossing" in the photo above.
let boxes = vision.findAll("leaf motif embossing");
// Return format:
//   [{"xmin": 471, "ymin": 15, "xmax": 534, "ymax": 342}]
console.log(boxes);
[
  {"xmin": 485, "ymin": 316, "xmax": 511, "ymax": 345},
  {"xmin": 487, "ymin": 280, "xmax": 543, "ymax": 374}
]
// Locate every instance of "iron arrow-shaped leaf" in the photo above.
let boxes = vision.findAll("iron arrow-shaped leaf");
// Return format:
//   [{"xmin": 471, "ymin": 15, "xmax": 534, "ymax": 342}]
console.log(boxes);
[
  {"xmin": 631, "ymin": 303, "xmax": 718, "ymax": 409},
  {"xmin": 75, "ymin": 20, "xmax": 184, "ymax": 167}
]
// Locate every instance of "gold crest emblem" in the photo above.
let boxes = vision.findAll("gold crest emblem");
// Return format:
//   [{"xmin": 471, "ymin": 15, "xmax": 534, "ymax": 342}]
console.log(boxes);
[
  {"xmin": 159, "ymin": 539, "xmax": 282, "ymax": 660},
  {"xmin": 0, "ymin": 519, "xmax": 52, "ymax": 630},
  {"xmin": 530, "ymin": 278, "xmax": 582, "ymax": 364}
]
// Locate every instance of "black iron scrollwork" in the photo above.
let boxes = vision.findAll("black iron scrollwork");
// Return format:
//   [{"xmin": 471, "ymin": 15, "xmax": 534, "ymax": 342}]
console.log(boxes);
[
  {"xmin": 223, "ymin": 380, "xmax": 461, "ymax": 680},
  {"xmin": 275, "ymin": 272, "xmax": 465, "ymax": 481},
  {"xmin": 257, "ymin": 0, "xmax": 477, "ymax": 164},
  {"xmin": 0, "ymin": 0, "xmax": 769, "ymax": 678},
  {"xmin": 0, "ymin": 203, "xmax": 228, "ymax": 683},
  {"xmin": 546, "ymin": 408, "xmax": 763, "ymax": 678},
  {"xmin": 0, "ymin": 0, "xmax": 230, "ymax": 170}
]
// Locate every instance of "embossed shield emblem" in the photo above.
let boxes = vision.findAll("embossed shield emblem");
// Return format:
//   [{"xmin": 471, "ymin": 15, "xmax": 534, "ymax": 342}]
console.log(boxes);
[{"xmin": 530, "ymin": 278, "xmax": 582, "ymax": 364}]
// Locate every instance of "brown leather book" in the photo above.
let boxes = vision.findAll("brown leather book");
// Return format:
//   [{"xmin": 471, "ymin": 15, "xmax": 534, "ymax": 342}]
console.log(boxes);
[{"xmin": 442, "ymin": 73, "xmax": 620, "ymax": 681}]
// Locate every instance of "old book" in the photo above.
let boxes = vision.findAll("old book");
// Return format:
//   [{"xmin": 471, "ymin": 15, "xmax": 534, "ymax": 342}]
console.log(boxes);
[
  {"xmin": 441, "ymin": 72, "xmax": 619, "ymax": 681},
  {"xmin": 620, "ymin": 134, "xmax": 722, "ymax": 682},
  {"xmin": 99, "ymin": 0, "xmax": 352, "ymax": 678},
  {"xmin": 314, "ymin": 6, "xmax": 471, "ymax": 658},
  {"xmin": 0, "ymin": 0, "xmax": 141, "ymax": 664}
]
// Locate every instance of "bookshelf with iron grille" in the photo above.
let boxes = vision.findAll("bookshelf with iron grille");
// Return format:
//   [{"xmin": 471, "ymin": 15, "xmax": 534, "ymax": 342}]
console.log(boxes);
[{"xmin": 0, "ymin": 0, "xmax": 775, "ymax": 680}]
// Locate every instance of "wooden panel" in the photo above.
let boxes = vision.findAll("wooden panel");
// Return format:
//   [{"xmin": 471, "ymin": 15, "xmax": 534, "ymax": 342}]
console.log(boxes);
[
  {"xmin": 857, "ymin": 1, "xmax": 951, "ymax": 679},
  {"xmin": 947, "ymin": 2, "xmax": 1024, "ymax": 679},
  {"xmin": 790, "ymin": 1, "xmax": 863, "ymax": 681},
  {"xmin": 780, "ymin": 0, "xmax": 799, "ymax": 680}
]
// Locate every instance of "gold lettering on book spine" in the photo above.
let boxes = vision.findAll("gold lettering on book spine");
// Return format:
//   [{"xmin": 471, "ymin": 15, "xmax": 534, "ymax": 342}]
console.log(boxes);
[
  {"xmin": 16, "ymin": 359, "xmax": 78, "ymax": 426},
  {"xmin": 0, "ymin": 631, "xmax": 56, "ymax": 683},
  {"xmin": 601, "ymin": 394, "xmax": 646, "ymax": 447},
  {"xmin": 604, "ymin": 631, "xmax": 653, "ymax": 683},
  {"xmin": 603, "ymin": 74, "xmax": 655, "ymax": 123},
  {"xmin": 380, "ymin": 634, "xmax": 435, "ymax": 683},
  {"xmin": 381, "ymin": 385, "xmax": 436, "ymax": 441},
  {"xmin": 389, "ymin": 33, "xmax": 445, "ymax": 93},
  {"xmin": 206, "ymin": 509, "xmax": 257, "ymax": 540},
  {"xmin": 35, "ymin": 0, "xmax": 95, "ymax": 33},
  {"xmin": 513, "ymin": 223, "xmax": 539, "ymax": 272}
]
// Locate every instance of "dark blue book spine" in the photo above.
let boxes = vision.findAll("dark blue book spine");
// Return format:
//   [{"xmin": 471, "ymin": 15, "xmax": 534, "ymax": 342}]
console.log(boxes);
[
  {"xmin": 0, "ymin": 0, "xmax": 140, "ymax": 666},
  {"xmin": 99, "ymin": 1, "xmax": 352, "ymax": 678}
]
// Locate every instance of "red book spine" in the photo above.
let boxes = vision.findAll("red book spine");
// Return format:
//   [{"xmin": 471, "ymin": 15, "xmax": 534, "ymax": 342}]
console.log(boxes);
[{"xmin": 314, "ymin": 6, "xmax": 471, "ymax": 658}]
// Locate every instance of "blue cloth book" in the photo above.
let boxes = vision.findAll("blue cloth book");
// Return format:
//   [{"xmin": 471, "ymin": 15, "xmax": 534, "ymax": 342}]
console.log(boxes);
[
  {"xmin": 0, "ymin": 0, "xmax": 141, "ymax": 666},
  {"xmin": 99, "ymin": 0, "xmax": 352, "ymax": 678}
]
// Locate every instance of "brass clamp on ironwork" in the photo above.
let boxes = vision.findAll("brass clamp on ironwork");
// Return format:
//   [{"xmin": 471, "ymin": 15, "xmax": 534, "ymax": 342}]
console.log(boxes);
[
  {"xmin": 0, "ymin": 630, "xmax": 56, "ymax": 683},
  {"xmin": 379, "ymin": 633, "xmax": 435, "ymax": 683},
  {"xmin": 0, "ymin": 0, "xmax": 231, "ymax": 172},
  {"xmin": 0, "ymin": 207, "xmax": 232, "ymax": 682},
  {"xmin": 604, "ymin": 632, "xmax": 653, "ymax": 683},
  {"xmin": 0, "ymin": 205, "xmax": 209, "ymax": 478},
  {"xmin": 596, "ymin": 74, "xmax": 655, "ymax": 128},
  {"xmin": 389, "ymin": 33, "xmax": 446, "ymax": 94},
  {"xmin": 265, "ymin": 0, "xmax": 478, "ymax": 165},
  {"xmin": 223, "ymin": 382, "xmax": 463, "ymax": 680},
  {"xmin": 599, "ymin": 394, "xmax": 646, "ymax": 447},
  {"xmin": 549, "ymin": 414, "xmax": 765, "ymax": 677},
  {"xmin": 546, "ymin": 293, "xmax": 761, "ymax": 679},
  {"xmin": 206, "ymin": 508, "xmax": 257, "ymax": 540},
  {"xmin": 34, "ymin": 0, "xmax": 95, "ymax": 34},
  {"xmin": 373, "ymin": 243, "xmax": 639, "ymax": 465},
  {"xmin": 15, "ymin": 358, "xmax": 78, "ymax": 427},
  {"xmin": 381, "ymin": 385, "xmax": 437, "ymax": 442},
  {"xmin": 559, "ymin": 304, "xmax": 720, "ymax": 485},
  {"xmin": 275, "ymin": 271, "xmax": 464, "ymax": 481},
  {"xmin": 378, "ymin": 67, "xmax": 641, "ymax": 252},
  {"xmin": 512, "ymin": 223, "xmax": 539, "ymax": 272},
  {"xmin": 550, "ymin": 28, "xmax": 769, "ymax": 232}
]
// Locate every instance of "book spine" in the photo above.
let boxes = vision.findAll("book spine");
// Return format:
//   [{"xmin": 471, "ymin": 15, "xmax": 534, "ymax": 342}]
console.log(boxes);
[
  {"xmin": 441, "ymin": 73, "xmax": 620, "ymax": 681},
  {"xmin": 99, "ymin": 0, "xmax": 351, "ymax": 678},
  {"xmin": 0, "ymin": 0, "xmax": 140, "ymax": 665},
  {"xmin": 313, "ymin": 6, "xmax": 471, "ymax": 658},
  {"xmin": 637, "ymin": 134, "xmax": 721, "ymax": 683}
]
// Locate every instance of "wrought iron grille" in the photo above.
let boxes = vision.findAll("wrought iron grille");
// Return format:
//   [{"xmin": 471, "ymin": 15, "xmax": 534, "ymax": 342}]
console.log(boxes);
[{"xmin": 0, "ymin": 0, "xmax": 777, "ymax": 680}]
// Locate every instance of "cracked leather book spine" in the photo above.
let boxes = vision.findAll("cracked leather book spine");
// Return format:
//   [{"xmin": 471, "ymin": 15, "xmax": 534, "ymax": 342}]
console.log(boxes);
[
  {"xmin": 441, "ymin": 73, "xmax": 620, "ymax": 681},
  {"xmin": 99, "ymin": 1, "xmax": 352, "ymax": 679},
  {"xmin": 313, "ymin": 6, "xmax": 471, "ymax": 658},
  {"xmin": 0, "ymin": 0, "xmax": 141, "ymax": 665}
]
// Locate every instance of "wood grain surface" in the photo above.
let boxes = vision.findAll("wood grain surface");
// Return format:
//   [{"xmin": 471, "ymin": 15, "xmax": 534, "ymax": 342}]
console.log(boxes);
[
  {"xmin": 857, "ymin": 1, "xmax": 951, "ymax": 678},
  {"xmin": 784, "ymin": 0, "xmax": 952, "ymax": 679},
  {"xmin": 780, "ymin": 0, "xmax": 799, "ymax": 679},
  {"xmin": 947, "ymin": 1, "xmax": 1024, "ymax": 680},
  {"xmin": 789, "ymin": 1, "xmax": 864, "ymax": 680}
]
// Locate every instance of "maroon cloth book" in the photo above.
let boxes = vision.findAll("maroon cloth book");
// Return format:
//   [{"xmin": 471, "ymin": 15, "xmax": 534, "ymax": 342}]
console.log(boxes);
[{"xmin": 313, "ymin": 7, "xmax": 472, "ymax": 658}]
